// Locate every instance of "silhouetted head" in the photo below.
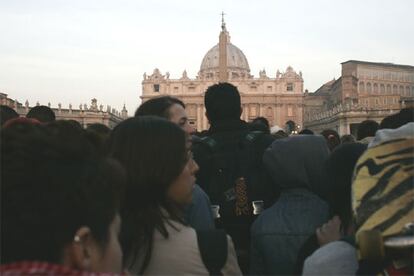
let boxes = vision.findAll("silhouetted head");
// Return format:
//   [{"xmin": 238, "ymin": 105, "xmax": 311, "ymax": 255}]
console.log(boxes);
[
  {"xmin": 204, "ymin": 82, "xmax": 242, "ymax": 124},
  {"xmin": 321, "ymin": 129, "xmax": 340, "ymax": 151},
  {"xmin": 0, "ymin": 105, "xmax": 19, "ymax": 127},
  {"xmin": 357, "ymin": 120, "xmax": 379, "ymax": 140},
  {"xmin": 26, "ymin": 105, "xmax": 56, "ymax": 123}
]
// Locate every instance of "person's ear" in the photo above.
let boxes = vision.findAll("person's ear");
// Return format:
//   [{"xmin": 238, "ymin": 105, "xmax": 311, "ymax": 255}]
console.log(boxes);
[{"xmin": 62, "ymin": 226, "xmax": 94, "ymax": 271}]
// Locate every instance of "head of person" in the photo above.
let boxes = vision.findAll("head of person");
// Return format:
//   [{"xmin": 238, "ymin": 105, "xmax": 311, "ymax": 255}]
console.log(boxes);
[
  {"xmin": 299, "ymin": 129, "xmax": 314, "ymax": 135},
  {"xmin": 326, "ymin": 143, "xmax": 366, "ymax": 234},
  {"xmin": 357, "ymin": 120, "xmax": 379, "ymax": 140},
  {"xmin": 380, "ymin": 107, "xmax": 414, "ymax": 130},
  {"xmin": 1, "ymin": 121, "xmax": 125, "ymax": 273},
  {"xmin": 107, "ymin": 116, "xmax": 199, "ymax": 272},
  {"xmin": 273, "ymin": 130, "xmax": 288, "ymax": 139},
  {"xmin": 341, "ymin": 134, "xmax": 356, "ymax": 144},
  {"xmin": 135, "ymin": 96, "xmax": 194, "ymax": 134},
  {"xmin": 204, "ymin": 82, "xmax": 242, "ymax": 124},
  {"xmin": 263, "ymin": 135, "xmax": 330, "ymax": 199},
  {"xmin": 251, "ymin": 117, "xmax": 270, "ymax": 133},
  {"xmin": 86, "ymin": 123, "xmax": 111, "ymax": 154},
  {"xmin": 26, "ymin": 105, "xmax": 56, "ymax": 123},
  {"xmin": 0, "ymin": 105, "xmax": 19, "ymax": 127},
  {"xmin": 352, "ymin": 126, "xmax": 413, "ymax": 263},
  {"xmin": 320, "ymin": 129, "xmax": 341, "ymax": 152}
]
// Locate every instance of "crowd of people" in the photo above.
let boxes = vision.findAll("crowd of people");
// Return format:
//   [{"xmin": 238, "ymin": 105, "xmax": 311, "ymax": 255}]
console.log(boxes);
[{"xmin": 1, "ymin": 82, "xmax": 413, "ymax": 275}]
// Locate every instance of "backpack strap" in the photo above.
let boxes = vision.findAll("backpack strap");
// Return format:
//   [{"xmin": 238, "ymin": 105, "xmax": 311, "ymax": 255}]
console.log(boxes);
[
  {"xmin": 199, "ymin": 136, "xmax": 218, "ymax": 151},
  {"xmin": 196, "ymin": 229, "xmax": 228, "ymax": 276}
]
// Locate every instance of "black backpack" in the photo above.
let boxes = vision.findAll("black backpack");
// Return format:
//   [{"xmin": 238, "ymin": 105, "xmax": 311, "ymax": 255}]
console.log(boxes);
[{"xmin": 193, "ymin": 130, "xmax": 274, "ymax": 272}]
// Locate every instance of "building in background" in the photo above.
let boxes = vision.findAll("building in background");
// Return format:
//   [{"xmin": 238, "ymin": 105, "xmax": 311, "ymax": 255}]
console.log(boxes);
[
  {"xmin": 0, "ymin": 93, "xmax": 127, "ymax": 128},
  {"xmin": 304, "ymin": 60, "xmax": 414, "ymax": 135},
  {"xmin": 141, "ymin": 18, "xmax": 304, "ymax": 133}
]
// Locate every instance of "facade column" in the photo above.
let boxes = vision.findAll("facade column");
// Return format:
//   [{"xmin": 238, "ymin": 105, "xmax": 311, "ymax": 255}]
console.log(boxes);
[
  {"xmin": 203, "ymin": 105, "xmax": 208, "ymax": 130},
  {"xmin": 196, "ymin": 105, "xmax": 202, "ymax": 131},
  {"xmin": 243, "ymin": 104, "xmax": 249, "ymax": 121},
  {"xmin": 338, "ymin": 118, "xmax": 349, "ymax": 136},
  {"xmin": 276, "ymin": 104, "xmax": 283, "ymax": 127}
]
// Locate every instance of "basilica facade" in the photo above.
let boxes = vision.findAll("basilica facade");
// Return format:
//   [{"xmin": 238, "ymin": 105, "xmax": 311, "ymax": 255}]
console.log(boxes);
[
  {"xmin": 140, "ymin": 21, "xmax": 414, "ymax": 135},
  {"xmin": 141, "ymin": 20, "xmax": 304, "ymax": 132}
]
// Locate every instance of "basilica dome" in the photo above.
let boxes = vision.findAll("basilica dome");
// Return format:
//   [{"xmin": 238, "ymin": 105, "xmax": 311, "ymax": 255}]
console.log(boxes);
[{"xmin": 199, "ymin": 43, "xmax": 250, "ymax": 73}]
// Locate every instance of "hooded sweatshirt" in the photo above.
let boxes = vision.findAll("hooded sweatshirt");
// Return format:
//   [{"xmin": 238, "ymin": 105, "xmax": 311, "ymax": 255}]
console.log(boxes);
[{"xmin": 250, "ymin": 135, "xmax": 330, "ymax": 275}]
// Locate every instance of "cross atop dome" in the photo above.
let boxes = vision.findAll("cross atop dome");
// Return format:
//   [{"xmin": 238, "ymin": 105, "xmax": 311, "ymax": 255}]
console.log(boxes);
[{"xmin": 221, "ymin": 11, "xmax": 226, "ymax": 31}]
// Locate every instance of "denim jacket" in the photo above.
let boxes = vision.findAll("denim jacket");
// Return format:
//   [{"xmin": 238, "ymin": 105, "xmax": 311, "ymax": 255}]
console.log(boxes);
[{"xmin": 250, "ymin": 188, "xmax": 329, "ymax": 275}]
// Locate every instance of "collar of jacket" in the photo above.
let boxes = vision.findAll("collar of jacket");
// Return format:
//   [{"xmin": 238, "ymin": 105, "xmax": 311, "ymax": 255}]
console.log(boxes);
[{"xmin": 208, "ymin": 119, "xmax": 248, "ymax": 134}]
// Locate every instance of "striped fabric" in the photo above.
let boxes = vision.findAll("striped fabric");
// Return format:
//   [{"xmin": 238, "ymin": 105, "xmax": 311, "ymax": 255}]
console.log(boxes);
[{"xmin": 352, "ymin": 137, "xmax": 414, "ymax": 238}]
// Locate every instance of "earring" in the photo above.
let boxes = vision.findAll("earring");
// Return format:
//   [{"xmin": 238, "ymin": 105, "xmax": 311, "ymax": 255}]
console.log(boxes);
[{"xmin": 74, "ymin": 235, "xmax": 81, "ymax": 243}]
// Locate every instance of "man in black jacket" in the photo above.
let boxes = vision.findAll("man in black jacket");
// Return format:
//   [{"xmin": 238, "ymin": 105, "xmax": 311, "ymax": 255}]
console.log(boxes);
[{"xmin": 192, "ymin": 82, "xmax": 276, "ymax": 273}]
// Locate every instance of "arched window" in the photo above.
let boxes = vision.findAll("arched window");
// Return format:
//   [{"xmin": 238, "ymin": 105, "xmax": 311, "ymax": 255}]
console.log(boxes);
[
  {"xmin": 359, "ymin": 82, "xmax": 365, "ymax": 93},
  {"xmin": 367, "ymin": 82, "xmax": 372, "ymax": 93},
  {"xmin": 266, "ymin": 107, "xmax": 273, "ymax": 117},
  {"xmin": 399, "ymin": 86, "xmax": 404, "ymax": 95},
  {"xmin": 387, "ymin": 84, "xmax": 391, "ymax": 94},
  {"xmin": 380, "ymin": 84, "xmax": 385, "ymax": 94},
  {"xmin": 373, "ymin": 83, "xmax": 378, "ymax": 93},
  {"xmin": 393, "ymin": 84, "xmax": 398, "ymax": 94},
  {"xmin": 406, "ymin": 86, "xmax": 411, "ymax": 96}
]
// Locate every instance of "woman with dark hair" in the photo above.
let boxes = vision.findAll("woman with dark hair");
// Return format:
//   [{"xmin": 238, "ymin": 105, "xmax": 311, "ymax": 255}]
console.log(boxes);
[
  {"xmin": 135, "ymin": 95, "xmax": 214, "ymax": 231},
  {"xmin": 107, "ymin": 116, "xmax": 241, "ymax": 275},
  {"xmin": 1, "ymin": 121, "xmax": 125, "ymax": 275}
]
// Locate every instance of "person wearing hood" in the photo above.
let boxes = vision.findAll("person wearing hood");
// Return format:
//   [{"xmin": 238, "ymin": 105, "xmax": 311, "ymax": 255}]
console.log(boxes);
[{"xmin": 250, "ymin": 135, "xmax": 331, "ymax": 275}]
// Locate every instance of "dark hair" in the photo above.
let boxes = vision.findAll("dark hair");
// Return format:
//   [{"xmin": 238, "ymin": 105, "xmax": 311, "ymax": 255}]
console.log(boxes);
[
  {"xmin": 357, "ymin": 120, "xmax": 379, "ymax": 140},
  {"xmin": 252, "ymin": 117, "xmax": 270, "ymax": 128},
  {"xmin": 320, "ymin": 129, "xmax": 340, "ymax": 151},
  {"xmin": 107, "ymin": 116, "xmax": 188, "ymax": 273},
  {"xmin": 326, "ymin": 143, "xmax": 366, "ymax": 231},
  {"xmin": 341, "ymin": 134, "xmax": 356, "ymax": 144},
  {"xmin": 272, "ymin": 130, "xmax": 288, "ymax": 139},
  {"xmin": 204, "ymin": 82, "xmax": 241, "ymax": 123},
  {"xmin": 250, "ymin": 117, "xmax": 270, "ymax": 134},
  {"xmin": 380, "ymin": 107, "xmax": 414, "ymax": 129},
  {"xmin": 135, "ymin": 96, "xmax": 185, "ymax": 119},
  {"xmin": 86, "ymin": 123, "xmax": 111, "ymax": 154},
  {"xmin": 0, "ymin": 105, "xmax": 19, "ymax": 126},
  {"xmin": 1, "ymin": 121, "xmax": 125, "ymax": 264},
  {"xmin": 26, "ymin": 105, "xmax": 56, "ymax": 123},
  {"xmin": 298, "ymin": 129, "xmax": 314, "ymax": 135},
  {"xmin": 66, "ymin": 119, "xmax": 83, "ymax": 129},
  {"xmin": 86, "ymin": 123, "xmax": 111, "ymax": 135}
]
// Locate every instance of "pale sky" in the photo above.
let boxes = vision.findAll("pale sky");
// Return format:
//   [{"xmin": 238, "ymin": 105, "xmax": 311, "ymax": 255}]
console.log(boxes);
[{"xmin": 1, "ymin": 0, "xmax": 413, "ymax": 115}]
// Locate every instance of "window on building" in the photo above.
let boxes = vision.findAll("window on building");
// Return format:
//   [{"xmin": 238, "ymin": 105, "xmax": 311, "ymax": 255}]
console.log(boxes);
[
  {"xmin": 406, "ymin": 86, "xmax": 411, "ymax": 96},
  {"xmin": 380, "ymin": 84, "xmax": 385, "ymax": 94},
  {"xmin": 287, "ymin": 83, "xmax": 293, "ymax": 91},
  {"xmin": 375, "ymin": 99, "xmax": 379, "ymax": 105},
  {"xmin": 387, "ymin": 84, "xmax": 391, "ymax": 94},
  {"xmin": 373, "ymin": 83, "xmax": 378, "ymax": 93},
  {"xmin": 399, "ymin": 86, "xmax": 404, "ymax": 95},
  {"xmin": 359, "ymin": 82, "xmax": 365, "ymax": 93},
  {"xmin": 288, "ymin": 106, "xmax": 293, "ymax": 116},
  {"xmin": 367, "ymin": 82, "xmax": 372, "ymax": 93},
  {"xmin": 153, "ymin": 84, "xmax": 160, "ymax": 92},
  {"xmin": 267, "ymin": 86, "xmax": 273, "ymax": 92},
  {"xmin": 393, "ymin": 85, "xmax": 398, "ymax": 94}
]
